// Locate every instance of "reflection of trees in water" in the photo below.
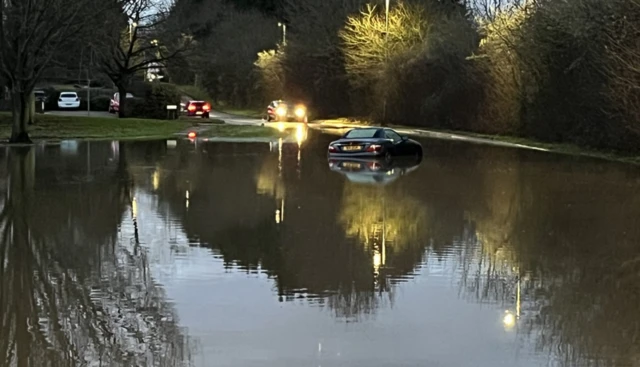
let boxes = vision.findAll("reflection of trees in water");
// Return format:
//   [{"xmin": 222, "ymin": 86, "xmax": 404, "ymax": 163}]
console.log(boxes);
[
  {"xmin": 334, "ymin": 181, "xmax": 429, "ymax": 317},
  {"xmin": 447, "ymin": 147, "xmax": 640, "ymax": 367},
  {"xmin": 0, "ymin": 146, "xmax": 192, "ymax": 367}
]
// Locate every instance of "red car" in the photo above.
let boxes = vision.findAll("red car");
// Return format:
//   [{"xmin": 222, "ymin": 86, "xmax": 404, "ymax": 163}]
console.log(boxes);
[
  {"xmin": 109, "ymin": 92, "xmax": 134, "ymax": 113},
  {"xmin": 185, "ymin": 100, "xmax": 211, "ymax": 118}
]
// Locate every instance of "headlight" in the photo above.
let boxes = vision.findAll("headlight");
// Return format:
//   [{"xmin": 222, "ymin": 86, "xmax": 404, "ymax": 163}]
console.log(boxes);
[
  {"xmin": 295, "ymin": 107, "xmax": 306, "ymax": 118},
  {"xmin": 276, "ymin": 106, "xmax": 287, "ymax": 116}
]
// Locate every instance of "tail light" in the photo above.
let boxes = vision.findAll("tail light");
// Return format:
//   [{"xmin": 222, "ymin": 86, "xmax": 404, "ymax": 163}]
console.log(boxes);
[
  {"xmin": 366, "ymin": 144, "xmax": 382, "ymax": 152},
  {"xmin": 328, "ymin": 145, "xmax": 337, "ymax": 152},
  {"xmin": 203, "ymin": 103, "xmax": 211, "ymax": 112},
  {"xmin": 367, "ymin": 161, "xmax": 381, "ymax": 171},
  {"xmin": 187, "ymin": 104, "xmax": 196, "ymax": 112},
  {"xmin": 75, "ymin": 97, "xmax": 79, "ymax": 101}
]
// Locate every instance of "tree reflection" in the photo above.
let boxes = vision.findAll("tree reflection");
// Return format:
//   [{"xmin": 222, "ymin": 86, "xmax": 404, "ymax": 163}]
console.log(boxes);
[
  {"xmin": 445, "ymin": 146, "xmax": 640, "ymax": 367},
  {"xmin": 0, "ymin": 145, "xmax": 192, "ymax": 367}
]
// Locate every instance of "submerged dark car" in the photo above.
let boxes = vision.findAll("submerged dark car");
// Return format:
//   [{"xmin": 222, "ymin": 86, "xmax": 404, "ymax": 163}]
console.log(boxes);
[
  {"xmin": 327, "ymin": 128, "xmax": 422, "ymax": 159},
  {"xmin": 328, "ymin": 156, "xmax": 422, "ymax": 185}
]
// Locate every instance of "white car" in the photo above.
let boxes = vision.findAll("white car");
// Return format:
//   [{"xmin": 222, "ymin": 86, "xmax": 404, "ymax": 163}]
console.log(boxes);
[{"xmin": 58, "ymin": 92, "xmax": 80, "ymax": 109}]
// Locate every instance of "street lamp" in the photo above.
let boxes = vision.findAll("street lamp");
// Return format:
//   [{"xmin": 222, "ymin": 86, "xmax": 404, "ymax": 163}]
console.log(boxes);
[
  {"xmin": 385, "ymin": 0, "xmax": 390, "ymax": 36},
  {"xmin": 382, "ymin": 0, "xmax": 390, "ymax": 125},
  {"xmin": 278, "ymin": 22, "xmax": 286, "ymax": 46},
  {"xmin": 129, "ymin": 21, "xmax": 137, "ymax": 43}
]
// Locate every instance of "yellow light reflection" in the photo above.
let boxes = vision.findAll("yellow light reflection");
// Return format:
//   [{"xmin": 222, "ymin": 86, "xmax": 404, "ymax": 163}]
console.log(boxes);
[
  {"xmin": 373, "ymin": 252, "xmax": 382, "ymax": 270},
  {"xmin": 503, "ymin": 311, "xmax": 516, "ymax": 329},
  {"xmin": 277, "ymin": 123, "xmax": 285, "ymax": 132},
  {"xmin": 152, "ymin": 170, "xmax": 160, "ymax": 190},
  {"xmin": 296, "ymin": 125, "xmax": 306, "ymax": 145},
  {"xmin": 132, "ymin": 197, "xmax": 138, "ymax": 219}
]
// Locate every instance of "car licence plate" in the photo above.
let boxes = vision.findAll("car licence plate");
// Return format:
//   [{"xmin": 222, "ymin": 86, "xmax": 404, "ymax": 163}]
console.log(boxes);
[
  {"xmin": 342, "ymin": 145, "xmax": 362, "ymax": 152},
  {"xmin": 342, "ymin": 162, "xmax": 361, "ymax": 169},
  {"xmin": 196, "ymin": 111, "xmax": 203, "ymax": 115}
]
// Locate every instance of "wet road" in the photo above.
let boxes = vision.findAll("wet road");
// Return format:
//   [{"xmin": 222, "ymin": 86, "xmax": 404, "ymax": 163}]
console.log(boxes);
[{"xmin": 1, "ymin": 130, "xmax": 640, "ymax": 366}]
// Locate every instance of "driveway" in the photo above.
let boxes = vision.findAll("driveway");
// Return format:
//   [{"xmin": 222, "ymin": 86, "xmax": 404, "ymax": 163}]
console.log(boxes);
[{"xmin": 45, "ymin": 110, "xmax": 115, "ymax": 118}]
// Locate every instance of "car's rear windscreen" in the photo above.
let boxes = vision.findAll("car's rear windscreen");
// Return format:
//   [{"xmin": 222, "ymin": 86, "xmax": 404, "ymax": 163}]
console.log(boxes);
[
  {"xmin": 345, "ymin": 129, "xmax": 378, "ymax": 139},
  {"xmin": 60, "ymin": 93, "xmax": 77, "ymax": 98}
]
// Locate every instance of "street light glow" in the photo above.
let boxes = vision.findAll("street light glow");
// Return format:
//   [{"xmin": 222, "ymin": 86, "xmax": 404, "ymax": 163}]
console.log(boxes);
[{"xmin": 503, "ymin": 311, "xmax": 516, "ymax": 329}]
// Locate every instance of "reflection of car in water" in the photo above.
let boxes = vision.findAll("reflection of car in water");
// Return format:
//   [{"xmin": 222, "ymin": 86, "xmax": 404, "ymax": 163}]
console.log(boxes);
[
  {"xmin": 328, "ymin": 156, "xmax": 422, "ymax": 185},
  {"xmin": 266, "ymin": 100, "xmax": 308, "ymax": 123},
  {"xmin": 328, "ymin": 128, "xmax": 422, "ymax": 160}
]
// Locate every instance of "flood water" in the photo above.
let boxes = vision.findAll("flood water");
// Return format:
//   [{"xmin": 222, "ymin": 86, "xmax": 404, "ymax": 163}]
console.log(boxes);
[{"xmin": 1, "ymin": 130, "xmax": 640, "ymax": 367}]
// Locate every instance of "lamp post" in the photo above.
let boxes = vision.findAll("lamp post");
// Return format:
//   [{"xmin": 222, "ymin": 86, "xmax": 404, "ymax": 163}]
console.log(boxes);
[
  {"xmin": 382, "ymin": 0, "xmax": 390, "ymax": 125},
  {"xmin": 129, "ymin": 21, "xmax": 137, "ymax": 43},
  {"xmin": 278, "ymin": 22, "xmax": 286, "ymax": 46}
]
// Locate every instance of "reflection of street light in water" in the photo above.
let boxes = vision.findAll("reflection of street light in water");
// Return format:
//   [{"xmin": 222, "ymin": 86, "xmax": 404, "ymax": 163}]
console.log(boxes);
[
  {"xmin": 503, "ymin": 275, "xmax": 521, "ymax": 330},
  {"xmin": 275, "ymin": 198, "xmax": 284, "ymax": 224},
  {"xmin": 503, "ymin": 311, "xmax": 516, "ymax": 329},
  {"xmin": 152, "ymin": 170, "xmax": 160, "ymax": 190},
  {"xmin": 131, "ymin": 196, "xmax": 138, "ymax": 219},
  {"xmin": 278, "ymin": 138, "xmax": 283, "ymax": 176}
]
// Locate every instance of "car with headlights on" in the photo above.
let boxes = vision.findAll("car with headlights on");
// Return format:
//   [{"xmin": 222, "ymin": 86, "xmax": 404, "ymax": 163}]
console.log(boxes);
[
  {"xmin": 327, "ymin": 127, "xmax": 422, "ymax": 160},
  {"xmin": 266, "ymin": 100, "xmax": 308, "ymax": 123}
]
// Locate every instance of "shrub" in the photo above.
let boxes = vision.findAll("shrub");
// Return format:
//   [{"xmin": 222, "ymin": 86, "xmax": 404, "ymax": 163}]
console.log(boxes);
[
  {"xmin": 122, "ymin": 97, "xmax": 147, "ymax": 118},
  {"xmin": 122, "ymin": 83, "xmax": 181, "ymax": 119},
  {"xmin": 91, "ymin": 96, "xmax": 112, "ymax": 111}
]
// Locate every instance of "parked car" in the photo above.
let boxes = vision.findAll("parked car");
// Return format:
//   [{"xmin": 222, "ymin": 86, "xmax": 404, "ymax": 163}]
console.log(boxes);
[
  {"xmin": 185, "ymin": 100, "xmax": 211, "ymax": 118},
  {"xmin": 327, "ymin": 128, "xmax": 423, "ymax": 160},
  {"xmin": 266, "ymin": 100, "xmax": 308, "ymax": 123},
  {"xmin": 58, "ymin": 92, "xmax": 80, "ymax": 109},
  {"xmin": 109, "ymin": 92, "xmax": 134, "ymax": 113}
]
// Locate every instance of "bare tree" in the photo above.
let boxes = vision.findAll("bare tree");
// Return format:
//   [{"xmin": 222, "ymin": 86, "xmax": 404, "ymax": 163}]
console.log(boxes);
[
  {"xmin": 94, "ymin": 0, "xmax": 192, "ymax": 118},
  {"xmin": 0, "ymin": 0, "xmax": 104, "ymax": 143}
]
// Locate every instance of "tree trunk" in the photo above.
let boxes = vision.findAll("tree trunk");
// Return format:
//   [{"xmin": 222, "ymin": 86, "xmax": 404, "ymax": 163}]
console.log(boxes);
[
  {"xmin": 26, "ymin": 93, "xmax": 35, "ymax": 125},
  {"xmin": 9, "ymin": 90, "xmax": 32, "ymax": 144},
  {"xmin": 117, "ymin": 84, "xmax": 128, "ymax": 118}
]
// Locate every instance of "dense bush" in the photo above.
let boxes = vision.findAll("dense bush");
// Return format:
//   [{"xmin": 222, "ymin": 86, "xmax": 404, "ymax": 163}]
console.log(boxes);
[
  {"xmin": 121, "ymin": 97, "xmax": 147, "ymax": 118},
  {"xmin": 122, "ymin": 83, "xmax": 181, "ymax": 119},
  {"xmin": 90, "ymin": 96, "xmax": 112, "ymax": 111}
]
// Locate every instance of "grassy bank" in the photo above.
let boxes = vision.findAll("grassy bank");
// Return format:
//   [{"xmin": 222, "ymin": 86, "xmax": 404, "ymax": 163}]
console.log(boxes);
[
  {"xmin": 0, "ymin": 113, "xmax": 194, "ymax": 141},
  {"xmin": 197, "ymin": 124, "xmax": 287, "ymax": 138},
  {"xmin": 316, "ymin": 118, "xmax": 640, "ymax": 165},
  {"xmin": 215, "ymin": 107, "xmax": 263, "ymax": 118}
]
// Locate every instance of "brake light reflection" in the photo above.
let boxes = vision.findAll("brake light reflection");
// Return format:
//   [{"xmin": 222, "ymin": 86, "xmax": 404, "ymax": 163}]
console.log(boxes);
[{"xmin": 187, "ymin": 131, "xmax": 197, "ymax": 139}]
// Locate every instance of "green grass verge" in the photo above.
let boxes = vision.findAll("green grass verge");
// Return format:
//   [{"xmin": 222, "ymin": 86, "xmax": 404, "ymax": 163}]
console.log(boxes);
[
  {"xmin": 0, "ymin": 113, "xmax": 194, "ymax": 141},
  {"xmin": 215, "ymin": 107, "xmax": 263, "ymax": 118},
  {"xmin": 434, "ymin": 129, "xmax": 640, "ymax": 165},
  {"xmin": 197, "ymin": 124, "xmax": 288, "ymax": 138},
  {"xmin": 315, "ymin": 117, "xmax": 640, "ymax": 165}
]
